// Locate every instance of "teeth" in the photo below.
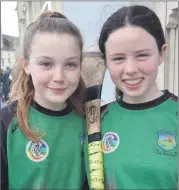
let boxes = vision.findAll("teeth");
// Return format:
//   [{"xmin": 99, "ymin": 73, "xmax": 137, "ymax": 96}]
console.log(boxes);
[{"xmin": 124, "ymin": 79, "xmax": 143, "ymax": 85}]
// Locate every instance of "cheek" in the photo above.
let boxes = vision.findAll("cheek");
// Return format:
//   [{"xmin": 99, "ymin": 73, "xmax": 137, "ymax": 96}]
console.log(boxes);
[
  {"xmin": 28, "ymin": 64, "xmax": 47, "ymax": 84},
  {"xmin": 31, "ymin": 71, "xmax": 51, "ymax": 86},
  {"xmin": 139, "ymin": 60, "xmax": 158, "ymax": 75},
  {"xmin": 66, "ymin": 70, "xmax": 80, "ymax": 86},
  {"xmin": 107, "ymin": 62, "xmax": 122, "ymax": 81}
]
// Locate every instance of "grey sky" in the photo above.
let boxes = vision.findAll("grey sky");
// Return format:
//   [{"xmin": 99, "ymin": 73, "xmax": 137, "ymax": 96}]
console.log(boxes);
[
  {"xmin": 1, "ymin": 1, "xmax": 19, "ymax": 36},
  {"xmin": 63, "ymin": 2, "xmax": 131, "ymax": 49}
]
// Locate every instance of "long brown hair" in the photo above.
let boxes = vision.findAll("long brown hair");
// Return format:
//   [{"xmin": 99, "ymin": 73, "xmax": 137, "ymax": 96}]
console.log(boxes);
[{"xmin": 9, "ymin": 11, "xmax": 86, "ymax": 142}]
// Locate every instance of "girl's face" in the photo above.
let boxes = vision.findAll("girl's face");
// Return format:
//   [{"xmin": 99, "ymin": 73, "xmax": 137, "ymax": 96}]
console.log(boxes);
[
  {"xmin": 23, "ymin": 32, "xmax": 81, "ymax": 110},
  {"xmin": 105, "ymin": 26, "xmax": 166, "ymax": 102}
]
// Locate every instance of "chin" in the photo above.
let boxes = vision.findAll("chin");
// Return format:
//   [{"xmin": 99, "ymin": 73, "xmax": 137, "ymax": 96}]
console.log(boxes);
[
  {"xmin": 47, "ymin": 97, "xmax": 68, "ymax": 104},
  {"xmin": 123, "ymin": 88, "xmax": 147, "ymax": 98}
]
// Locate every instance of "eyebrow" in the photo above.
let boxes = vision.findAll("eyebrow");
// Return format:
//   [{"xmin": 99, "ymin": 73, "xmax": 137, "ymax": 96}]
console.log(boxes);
[
  {"xmin": 36, "ymin": 56, "xmax": 80, "ymax": 60},
  {"xmin": 109, "ymin": 53, "xmax": 124, "ymax": 57},
  {"xmin": 135, "ymin": 49, "xmax": 152, "ymax": 53},
  {"xmin": 109, "ymin": 49, "xmax": 152, "ymax": 56},
  {"xmin": 66, "ymin": 56, "xmax": 80, "ymax": 61},
  {"xmin": 36, "ymin": 56, "xmax": 53, "ymax": 60}
]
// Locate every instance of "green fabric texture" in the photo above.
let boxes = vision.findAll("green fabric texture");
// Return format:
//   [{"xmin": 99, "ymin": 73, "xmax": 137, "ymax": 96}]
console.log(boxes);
[
  {"xmin": 85, "ymin": 98, "xmax": 178, "ymax": 189},
  {"xmin": 7, "ymin": 106, "xmax": 86, "ymax": 189}
]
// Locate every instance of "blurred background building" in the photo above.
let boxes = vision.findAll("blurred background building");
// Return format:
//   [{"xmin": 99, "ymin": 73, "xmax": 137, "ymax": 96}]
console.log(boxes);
[{"xmin": 1, "ymin": 34, "xmax": 18, "ymax": 70}]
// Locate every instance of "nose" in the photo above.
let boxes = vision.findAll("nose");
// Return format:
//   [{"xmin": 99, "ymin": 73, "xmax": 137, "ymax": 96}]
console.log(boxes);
[
  {"xmin": 124, "ymin": 58, "xmax": 138, "ymax": 75},
  {"xmin": 52, "ymin": 67, "xmax": 64, "ymax": 83}
]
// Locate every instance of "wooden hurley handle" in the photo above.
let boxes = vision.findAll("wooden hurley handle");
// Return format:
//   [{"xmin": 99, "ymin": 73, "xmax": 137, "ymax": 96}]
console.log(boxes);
[
  {"xmin": 82, "ymin": 53, "xmax": 106, "ymax": 189},
  {"xmin": 85, "ymin": 98, "xmax": 103, "ymax": 189},
  {"xmin": 85, "ymin": 99, "xmax": 100, "ymax": 135}
]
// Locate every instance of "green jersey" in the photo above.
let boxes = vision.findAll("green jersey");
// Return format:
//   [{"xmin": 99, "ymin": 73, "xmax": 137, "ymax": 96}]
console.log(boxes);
[
  {"xmin": 85, "ymin": 90, "xmax": 178, "ymax": 189},
  {"xmin": 1, "ymin": 101, "xmax": 86, "ymax": 189}
]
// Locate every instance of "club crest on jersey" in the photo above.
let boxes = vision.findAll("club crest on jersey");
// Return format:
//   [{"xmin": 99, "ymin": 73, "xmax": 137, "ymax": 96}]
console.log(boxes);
[
  {"xmin": 157, "ymin": 131, "xmax": 176, "ymax": 151},
  {"xmin": 102, "ymin": 132, "xmax": 120, "ymax": 153},
  {"xmin": 26, "ymin": 140, "xmax": 49, "ymax": 162}
]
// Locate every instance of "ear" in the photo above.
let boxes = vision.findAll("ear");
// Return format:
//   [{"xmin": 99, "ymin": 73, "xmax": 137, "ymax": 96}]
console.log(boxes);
[
  {"xmin": 21, "ymin": 57, "xmax": 30, "ymax": 75},
  {"xmin": 159, "ymin": 44, "xmax": 167, "ymax": 65}
]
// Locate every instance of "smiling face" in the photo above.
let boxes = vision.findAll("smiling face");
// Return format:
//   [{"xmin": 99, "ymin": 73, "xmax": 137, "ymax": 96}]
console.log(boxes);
[
  {"xmin": 23, "ymin": 32, "xmax": 81, "ymax": 110},
  {"xmin": 105, "ymin": 26, "xmax": 166, "ymax": 103}
]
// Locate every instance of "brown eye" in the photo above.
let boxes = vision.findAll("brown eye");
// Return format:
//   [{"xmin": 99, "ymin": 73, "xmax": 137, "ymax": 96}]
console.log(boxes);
[
  {"xmin": 137, "ymin": 54, "xmax": 149, "ymax": 60},
  {"xmin": 138, "ymin": 54, "xmax": 148, "ymax": 57},
  {"xmin": 112, "ymin": 57, "xmax": 125, "ymax": 62}
]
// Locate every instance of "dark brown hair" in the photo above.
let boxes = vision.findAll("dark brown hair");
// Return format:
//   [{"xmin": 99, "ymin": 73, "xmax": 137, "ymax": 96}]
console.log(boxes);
[{"xmin": 98, "ymin": 5, "xmax": 165, "ymax": 98}]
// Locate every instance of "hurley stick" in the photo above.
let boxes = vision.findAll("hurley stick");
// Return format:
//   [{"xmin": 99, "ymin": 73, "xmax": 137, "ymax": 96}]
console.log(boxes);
[{"xmin": 82, "ymin": 47, "xmax": 106, "ymax": 190}]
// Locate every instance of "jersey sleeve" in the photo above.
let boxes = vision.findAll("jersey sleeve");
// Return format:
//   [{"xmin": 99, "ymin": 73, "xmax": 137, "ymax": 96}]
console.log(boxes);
[
  {"xmin": 1, "ymin": 119, "xmax": 8, "ymax": 190},
  {"xmin": 0, "ymin": 101, "xmax": 17, "ymax": 190}
]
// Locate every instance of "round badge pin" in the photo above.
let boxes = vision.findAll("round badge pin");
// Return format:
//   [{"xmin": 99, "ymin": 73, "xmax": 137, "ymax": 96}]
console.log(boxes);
[
  {"xmin": 102, "ymin": 132, "xmax": 120, "ymax": 153},
  {"xmin": 26, "ymin": 140, "xmax": 49, "ymax": 162}
]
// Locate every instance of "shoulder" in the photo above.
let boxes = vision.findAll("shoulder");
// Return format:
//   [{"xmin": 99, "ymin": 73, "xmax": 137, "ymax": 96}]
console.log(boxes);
[
  {"xmin": 168, "ymin": 92, "xmax": 178, "ymax": 102},
  {"xmin": 100, "ymin": 100, "xmax": 117, "ymax": 115},
  {"xmin": 0, "ymin": 101, "xmax": 17, "ymax": 131},
  {"xmin": 168, "ymin": 91, "xmax": 178, "ymax": 114},
  {"xmin": 0, "ymin": 101, "xmax": 17, "ymax": 117},
  {"xmin": 166, "ymin": 90, "xmax": 178, "ymax": 108}
]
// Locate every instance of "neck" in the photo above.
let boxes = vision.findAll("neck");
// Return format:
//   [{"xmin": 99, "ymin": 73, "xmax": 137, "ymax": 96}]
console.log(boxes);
[
  {"xmin": 34, "ymin": 95, "xmax": 67, "ymax": 111},
  {"xmin": 123, "ymin": 83, "xmax": 163, "ymax": 104}
]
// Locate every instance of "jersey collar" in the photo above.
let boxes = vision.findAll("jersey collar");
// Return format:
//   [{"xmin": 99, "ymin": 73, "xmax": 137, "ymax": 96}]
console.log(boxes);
[
  {"xmin": 32, "ymin": 101, "xmax": 72, "ymax": 116},
  {"xmin": 117, "ymin": 90, "xmax": 172, "ymax": 110}
]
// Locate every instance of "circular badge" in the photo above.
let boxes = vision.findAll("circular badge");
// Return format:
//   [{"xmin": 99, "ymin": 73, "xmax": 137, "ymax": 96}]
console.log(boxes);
[
  {"xmin": 26, "ymin": 140, "xmax": 49, "ymax": 162},
  {"xmin": 102, "ymin": 132, "xmax": 120, "ymax": 153}
]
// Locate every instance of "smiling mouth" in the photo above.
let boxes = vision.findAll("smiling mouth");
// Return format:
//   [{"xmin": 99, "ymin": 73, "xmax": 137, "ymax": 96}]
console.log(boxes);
[
  {"xmin": 122, "ymin": 78, "xmax": 144, "ymax": 87},
  {"xmin": 48, "ymin": 87, "xmax": 66, "ymax": 92}
]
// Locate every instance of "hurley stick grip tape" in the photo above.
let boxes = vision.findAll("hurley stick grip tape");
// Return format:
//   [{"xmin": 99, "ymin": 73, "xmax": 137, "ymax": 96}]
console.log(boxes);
[{"xmin": 88, "ymin": 133, "xmax": 104, "ymax": 189}]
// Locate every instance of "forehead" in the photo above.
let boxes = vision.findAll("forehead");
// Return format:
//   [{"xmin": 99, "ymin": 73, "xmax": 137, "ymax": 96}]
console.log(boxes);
[
  {"xmin": 30, "ymin": 32, "xmax": 81, "ymax": 58},
  {"xmin": 105, "ymin": 26, "xmax": 157, "ymax": 53}
]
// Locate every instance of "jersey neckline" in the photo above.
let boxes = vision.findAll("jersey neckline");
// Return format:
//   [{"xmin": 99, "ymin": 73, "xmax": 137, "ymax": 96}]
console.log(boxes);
[
  {"xmin": 117, "ymin": 90, "xmax": 172, "ymax": 110},
  {"xmin": 32, "ymin": 101, "xmax": 72, "ymax": 116}
]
